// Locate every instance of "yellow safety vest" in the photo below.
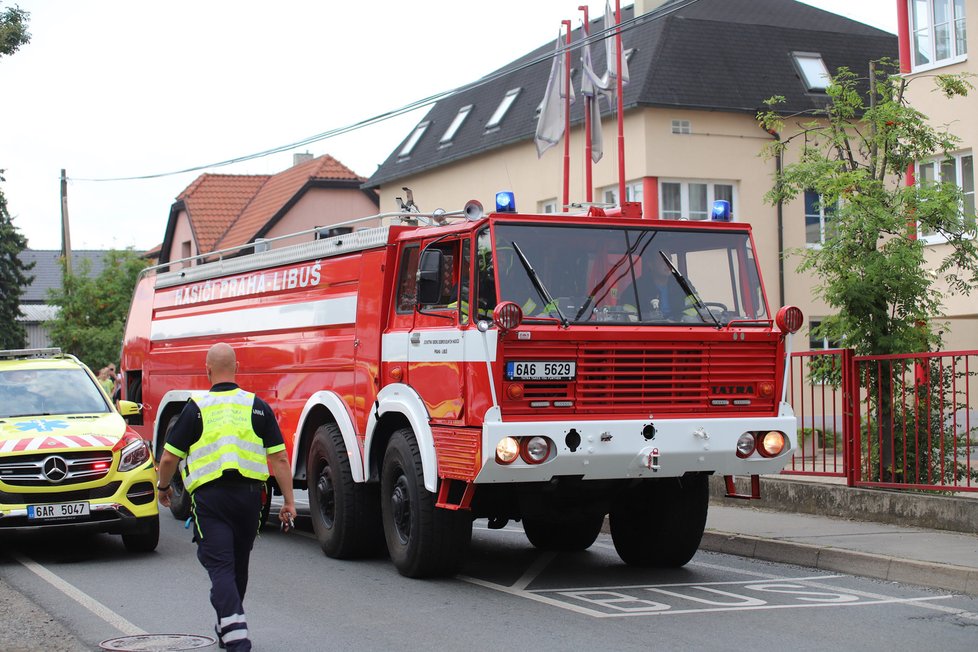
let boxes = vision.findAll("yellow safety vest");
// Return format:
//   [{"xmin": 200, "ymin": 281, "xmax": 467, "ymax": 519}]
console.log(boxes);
[{"xmin": 182, "ymin": 389, "xmax": 270, "ymax": 493}]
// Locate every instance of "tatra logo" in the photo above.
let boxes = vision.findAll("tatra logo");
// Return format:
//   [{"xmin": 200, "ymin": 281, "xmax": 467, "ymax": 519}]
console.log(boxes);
[
  {"xmin": 42, "ymin": 456, "xmax": 69, "ymax": 483},
  {"xmin": 711, "ymin": 385, "xmax": 754, "ymax": 395}
]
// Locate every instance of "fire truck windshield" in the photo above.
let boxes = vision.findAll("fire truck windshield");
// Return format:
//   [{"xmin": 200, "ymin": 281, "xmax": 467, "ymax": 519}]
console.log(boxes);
[{"xmin": 485, "ymin": 222, "xmax": 769, "ymax": 326}]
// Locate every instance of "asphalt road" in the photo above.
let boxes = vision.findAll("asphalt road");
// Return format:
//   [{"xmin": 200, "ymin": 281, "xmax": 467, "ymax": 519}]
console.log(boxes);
[{"xmin": 1, "ymin": 496, "xmax": 977, "ymax": 651}]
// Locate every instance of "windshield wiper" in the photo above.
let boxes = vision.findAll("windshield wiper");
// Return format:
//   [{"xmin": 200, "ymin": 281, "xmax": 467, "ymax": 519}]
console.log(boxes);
[
  {"xmin": 659, "ymin": 250, "xmax": 723, "ymax": 329},
  {"xmin": 511, "ymin": 241, "xmax": 569, "ymax": 328}
]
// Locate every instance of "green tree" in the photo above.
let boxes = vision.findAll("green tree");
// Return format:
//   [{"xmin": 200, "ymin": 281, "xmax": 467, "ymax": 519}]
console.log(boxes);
[
  {"xmin": 759, "ymin": 60, "xmax": 977, "ymax": 356},
  {"xmin": 759, "ymin": 59, "xmax": 977, "ymax": 484},
  {"xmin": 0, "ymin": 3, "xmax": 30, "ymax": 57},
  {"xmin": 0, "ymin": 173, "xmax": 34, "ymax": 349},
  {"xmin": 47, "ymin": 249, "xmax": 148, "ymax": 370}
]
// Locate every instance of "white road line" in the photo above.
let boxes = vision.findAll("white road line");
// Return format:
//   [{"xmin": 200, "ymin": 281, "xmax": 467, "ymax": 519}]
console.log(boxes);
[{"xmin": 11, "ymin": 552, "xmax": 145, "ymax": 636}]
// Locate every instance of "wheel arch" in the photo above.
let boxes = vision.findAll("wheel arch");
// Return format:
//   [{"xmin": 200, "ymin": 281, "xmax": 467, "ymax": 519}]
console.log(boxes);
[
  {"xmin": 365, "ymin": 383, "xmax": 437, "ymax": 492},
  {"xmin": 293, "ymin": 391, "xmax": 363, "ymax": 486},
  {"xmin": 154, "ymin": 390, "xmax": 202, "ymax": 459}
]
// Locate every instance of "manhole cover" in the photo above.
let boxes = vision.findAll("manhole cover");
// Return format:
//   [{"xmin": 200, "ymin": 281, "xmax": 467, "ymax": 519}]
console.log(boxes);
[{"xmin": 99, "ymin": 633, "xmax": 216, "ymax": 651}]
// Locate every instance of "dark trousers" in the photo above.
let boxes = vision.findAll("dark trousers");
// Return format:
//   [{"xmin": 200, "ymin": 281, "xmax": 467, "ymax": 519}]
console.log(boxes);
[{"xmin": 191, "ymin": 482, "xmax": 262, "ymax": 652}]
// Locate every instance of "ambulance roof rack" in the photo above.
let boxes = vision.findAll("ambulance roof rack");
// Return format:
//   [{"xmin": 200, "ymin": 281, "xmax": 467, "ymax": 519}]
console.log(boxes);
[{"xmin": 0, "ymin": 347, "xmax": 64, "ymax": 360}]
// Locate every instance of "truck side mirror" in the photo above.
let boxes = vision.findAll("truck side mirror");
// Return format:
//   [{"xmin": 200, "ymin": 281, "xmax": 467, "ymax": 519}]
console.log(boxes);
[{"xmin": 417, "ymin": 248, "xmax": 444, "ymax": 305}]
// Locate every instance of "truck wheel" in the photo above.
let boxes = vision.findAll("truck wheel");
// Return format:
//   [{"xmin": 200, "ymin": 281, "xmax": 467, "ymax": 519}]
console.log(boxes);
[
  {"xmin": 609, "ymin": 474, "xmax": 709, "ymax": 568},
  {"xmin": 380, "ymin": 428, "xmax": 472, "ymax": 578},
  {"xmin": 522, "ymin": 513, "xmax": 604, "ymax": 551},
  {"xmin": 161, "ymin": 414, "xmax": 191, "ymax": 521},
  {"xmin": 307, "ymin": 424, "xmax": 383, "ymax": 558},
  {"xmin": 122, "ymin": 515, "xmax": 160, "ymax": 553}
]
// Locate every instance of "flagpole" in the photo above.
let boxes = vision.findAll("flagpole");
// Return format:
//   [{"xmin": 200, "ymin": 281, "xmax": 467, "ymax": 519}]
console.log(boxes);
[
  {"xmin": 578, "ymin": 6, "xmax": 592, "ymax": 203},
  {"xmin": 615, "ymin": 0, "xmax": 625, "ymax": 203},
  {"xmin": 562, "ymin": 19, "xmax": 572, "ymax": 212}
]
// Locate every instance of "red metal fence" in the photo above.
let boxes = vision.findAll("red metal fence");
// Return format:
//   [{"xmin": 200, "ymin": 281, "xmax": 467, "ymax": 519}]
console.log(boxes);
[{"xmin": 785, "ymin": 348, "xmax": 978, "ymax": 493}]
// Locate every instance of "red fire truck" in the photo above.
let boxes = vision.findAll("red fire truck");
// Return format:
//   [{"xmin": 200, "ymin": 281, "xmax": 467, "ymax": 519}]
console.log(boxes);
[{"xmin": 121, "ymin": 194, "xmax": 802, "ymax": 577}]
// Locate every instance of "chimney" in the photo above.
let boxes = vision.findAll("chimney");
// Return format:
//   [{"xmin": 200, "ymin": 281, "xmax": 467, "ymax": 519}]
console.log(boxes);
[
  {"xmin": 633, "ymin": 0, "xmax": 672, "ymax": 16},
  {"xmin": 293, "ymin": 152, "xmax": 314, "ymax": 166}
]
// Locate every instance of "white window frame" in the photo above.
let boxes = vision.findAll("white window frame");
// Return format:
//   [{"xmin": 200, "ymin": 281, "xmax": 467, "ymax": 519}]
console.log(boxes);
[
  {"xmin": 671, "ymin": 119, "xmax": 691, "ymax": 135},
  {"xmin": 398, "ymin": 121, "xmax": 429, "ymax": 158},
  {"xmin": 909, "ymin": 0, "xmax": 968, "ymax": 72},
  {"xmin": 792, "ymin": 52, "xmax": 831, "ymax": 91},
  {"xmin": 658, "ymin": 179, "xmax": 736, "ymax": 221},
  {"xmin": 600, "ymin": 181, "xmax": 643, "ymax": 206},
  {"xmin": 916, "ymin": 150, "xmax": 975, "ymax": 243},
  {"xmin": 440, "ymin": 105, "xmax": 472, "ymax": 145},
  {"xmin": 804, "ymin": 189, "xmax": 838, "ymax": 248},
  {"xmin": 486, "ymin": 88, "xmax": 521, "ymax": 130},
  {"xmin": 539, "ymin": 199, "xmax": 558, "ymax": 214}
]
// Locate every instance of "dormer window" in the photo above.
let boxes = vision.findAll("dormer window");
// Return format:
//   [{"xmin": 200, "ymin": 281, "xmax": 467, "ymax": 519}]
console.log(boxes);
[
  {"xmin": 486, "ymin": 88, "xmax": 521, "ymax": 130},
  {"xmin": 440, "ymin": 105, "xmax": 472, "ymax": 144},
  {"xmin": 399, "ymin": 121, "xmax": 429, "ymax": 158},
  {"xmin": 792, "ymin": 52, "xmax": 831, "ymax": 91}
]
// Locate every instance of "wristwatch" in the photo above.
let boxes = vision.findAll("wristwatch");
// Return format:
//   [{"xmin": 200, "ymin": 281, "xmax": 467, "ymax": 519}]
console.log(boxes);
[{"xmin": 157, "ymin": 484, "xmax": 171, "ymax": 491}]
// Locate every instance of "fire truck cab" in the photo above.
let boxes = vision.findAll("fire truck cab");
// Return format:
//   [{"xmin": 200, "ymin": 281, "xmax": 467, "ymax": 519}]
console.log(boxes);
[{"xmin": 122, "ymin": 195, "xmax": 801, "ymax": 577}]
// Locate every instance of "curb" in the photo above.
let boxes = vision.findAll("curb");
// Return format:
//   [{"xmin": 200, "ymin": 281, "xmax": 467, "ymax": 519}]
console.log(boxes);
[{"xmin": 700, "ymin": 530, "xmax": 978, "ymax": 597}]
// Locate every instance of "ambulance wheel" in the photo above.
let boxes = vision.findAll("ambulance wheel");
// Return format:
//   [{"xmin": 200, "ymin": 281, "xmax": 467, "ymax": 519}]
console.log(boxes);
[
  {"xmin": 609, "ymin": 474, "xmax": 709, "ymax": 568},
  {"xmin": 122, "ymin": 515, "xmax": 160, "ymax": 553},
  {"xmin": 162, "ymin": 414, "xmax": 191, "ymax": 521},
  {"xmin": 522, "ymin": 513, "xmax": 604, "ymax": 551},
  {"xmin": 307, "ymin": 423, "xmax": 383, "ymax": 558},
  {"xmin": 380, "ymin": 428, "xmax": 472, "ymax": 578}
]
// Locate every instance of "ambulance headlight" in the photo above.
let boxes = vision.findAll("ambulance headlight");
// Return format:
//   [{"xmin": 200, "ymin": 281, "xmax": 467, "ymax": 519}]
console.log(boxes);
[
  {"xmin": 495, "ymin": 191, "xmax": 516, "ymax": 213},
  {"xmin": 118, "ymin": 435, "xmax": 152, "ymax": 472}
]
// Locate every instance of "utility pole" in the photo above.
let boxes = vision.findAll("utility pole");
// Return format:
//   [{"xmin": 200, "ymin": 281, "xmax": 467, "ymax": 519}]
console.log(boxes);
[{"xmin": 60, "ymin": 169, "xmax": 72, "ymax": 277}]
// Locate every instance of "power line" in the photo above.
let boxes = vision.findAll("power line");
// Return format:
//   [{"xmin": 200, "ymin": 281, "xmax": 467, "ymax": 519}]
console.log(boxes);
[{"xmin": 72, "ymin": 0, "xmax": 699, "ymax": 183}]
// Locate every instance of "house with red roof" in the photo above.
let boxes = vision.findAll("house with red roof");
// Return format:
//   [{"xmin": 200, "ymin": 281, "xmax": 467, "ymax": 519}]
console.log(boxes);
[{"xmin": 158, "ymin": 153, "xmax": 379, "ymax": 267}]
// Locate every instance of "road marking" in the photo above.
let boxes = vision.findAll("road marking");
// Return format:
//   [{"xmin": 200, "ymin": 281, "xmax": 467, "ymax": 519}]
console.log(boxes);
[{"xmin": 11, "ymin": 552, "xmax": 145, "ymax": 635}]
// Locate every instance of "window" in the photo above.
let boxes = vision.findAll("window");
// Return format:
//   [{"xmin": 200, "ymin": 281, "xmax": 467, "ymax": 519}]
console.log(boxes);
[
  {"xmin": 659, "ymin": 180, "xmax": 735, "ymax": 221},
  {"xmin": 396, "ymin": 246, "xmax": 420, "ymax": 312},
  {"xmin": 601, "ymin": 181, "xmax": 643, "ymax": 206},
  {"xmin": 440, "ymin": 105, "xmax": 472, "ymax": 144},
  {"xmin": 671, "ymin": 119, "xmax": 691, "ymax": 135},
  {"xmin": 804, "ymin": 190, "xmax": 837, "ymax": 246},
  {"xmin": 398, "ymin": 121, "xmax": 429, "ymax": 158},
  {"xmin": 539, "ymin": 199, "xmax": 558, "ymax": 214},
  {"xmin": 917, "ymin": 151, "xmax": 975, "ymax": 241},
  {"xmin": 910, "ymin": 0, "xmax": 967, "ymax": 70},
  {"xmin": 792, "ymin": 52, "xmax": 831, "ymax": 91},
  {"xmin": 486, "ymin": 88, "xmax": 521, "ymax": 130},
  {"xmin": 808, "ymin": 319, "xmax": 841, "ymax": 350}
]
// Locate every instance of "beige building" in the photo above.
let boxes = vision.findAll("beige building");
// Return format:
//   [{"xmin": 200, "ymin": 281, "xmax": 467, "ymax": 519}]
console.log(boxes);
[
  {"xmin": 364, "ymin": 0, "xmax": 899, "ymax": 352},
  {"xmin": 900, "ymin": 0, "xmax": 977, "ymax": 351}
]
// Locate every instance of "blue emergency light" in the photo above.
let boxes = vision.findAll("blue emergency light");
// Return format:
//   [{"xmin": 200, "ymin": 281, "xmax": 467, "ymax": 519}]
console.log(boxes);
[
  {"xmin": 711, "ymin": 200, "xmax": 732, "ymax": 221},
  {"xmin": 495, "ymin": 191, "xmax": 516, "ymax": 213}
]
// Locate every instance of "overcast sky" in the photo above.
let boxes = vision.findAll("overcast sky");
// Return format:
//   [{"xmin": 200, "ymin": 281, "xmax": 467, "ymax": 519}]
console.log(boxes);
[{"xmin": 2, "ymin": 0, "xmax": 897, "ymax": 252}]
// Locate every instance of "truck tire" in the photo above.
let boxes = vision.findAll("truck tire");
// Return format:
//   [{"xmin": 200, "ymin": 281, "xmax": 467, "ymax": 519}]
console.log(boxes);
[
  {"xmin": 380, "ymin": 428, "xmax": 472, "ymax": 578},
  {"xmin": 162, "ymin": 414, "xmax": 192, "ymax": 521},
  {"xmin": 307, "ymin": 423, "xmax": 383, "ymax": 558},
  {"xmin": 522, "ymin": 513, "xmax": 604, "ymax": 551},
  {"xmin": 122, "ymin": 515, "xmax": 160, "ymax": 553},
  {"xmin": 609, "ymin": 474, "xmax": 709, "ymax": 568}
]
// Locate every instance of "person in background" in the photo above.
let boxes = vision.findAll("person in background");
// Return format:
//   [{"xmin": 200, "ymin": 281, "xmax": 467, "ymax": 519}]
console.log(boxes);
[{"xmin": 157, "ymin": 342, "xmax": 297, "ymax": 651}]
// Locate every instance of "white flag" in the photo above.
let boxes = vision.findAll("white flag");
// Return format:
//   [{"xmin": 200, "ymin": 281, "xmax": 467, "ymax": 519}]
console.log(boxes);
[
  {"xmin": 535, "ymin": 32, "xmax": 575, "ymax": 158},
  {"xmin": 604, "ymin": 0, "xmax": 630, "ymax": 85},
  {"xmin": 581, "ymin": 39, "xmax": 604, "ymax": 163}
]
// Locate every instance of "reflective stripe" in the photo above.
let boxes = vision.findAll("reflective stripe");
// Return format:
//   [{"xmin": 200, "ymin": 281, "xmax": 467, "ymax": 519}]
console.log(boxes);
[
  {"xmin": 190, "ymin": 452, "xmax": 270, "ymax": 479},
  {"xmin": 219, "ymin": 613, "xmax": 247, "ymax": 628},
  {"xmin": 223, "ymin": 629, "xmax": 249, "ymax": 643},
  {"xmin": 188, "ymin": 435, "xmax": 266, "ymax": 459},
  {"xmin": 196, "ymin": 391, "xmax": 255, "ymax": 410}
]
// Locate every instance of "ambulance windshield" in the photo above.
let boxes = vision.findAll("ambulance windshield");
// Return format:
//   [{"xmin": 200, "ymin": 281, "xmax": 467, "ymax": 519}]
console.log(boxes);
[{"xmin": 480, "ymin": 223, "xmax": 769, "ymax": 326}]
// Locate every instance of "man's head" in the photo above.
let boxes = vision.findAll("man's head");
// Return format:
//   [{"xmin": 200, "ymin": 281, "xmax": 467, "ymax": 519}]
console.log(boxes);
[{"xmin": 205, "ymin": 342, "xmax": 237, "ymax": 384}]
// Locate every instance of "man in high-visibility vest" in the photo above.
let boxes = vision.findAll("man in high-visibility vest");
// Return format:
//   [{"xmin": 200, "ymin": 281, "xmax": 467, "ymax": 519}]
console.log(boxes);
[{"xmin": 158, "ymin": 342, "xmax": 297, "ymax": 652}]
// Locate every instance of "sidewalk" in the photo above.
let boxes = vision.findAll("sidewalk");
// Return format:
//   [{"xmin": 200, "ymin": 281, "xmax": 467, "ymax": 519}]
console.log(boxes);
[{"xmin": 702, "ymin": 475, "xmax": 978, "ymax": 596}]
